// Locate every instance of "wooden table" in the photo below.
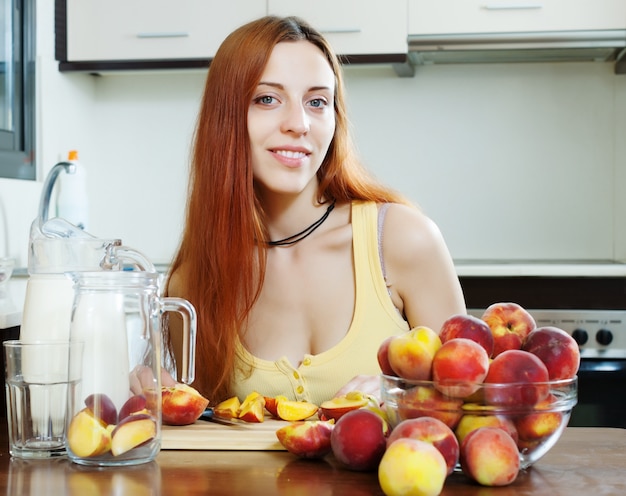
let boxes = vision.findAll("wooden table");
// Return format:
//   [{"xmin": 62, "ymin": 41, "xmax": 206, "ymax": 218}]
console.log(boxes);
[{"xmin": 0, "ymin": 425, "xmax": 624, "ymax": 495}]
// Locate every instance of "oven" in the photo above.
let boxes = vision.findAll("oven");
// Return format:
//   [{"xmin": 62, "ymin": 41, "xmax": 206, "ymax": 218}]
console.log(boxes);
[{"xmin": 462, "ymin": 275, "xmax": 626, "ymax": 429}]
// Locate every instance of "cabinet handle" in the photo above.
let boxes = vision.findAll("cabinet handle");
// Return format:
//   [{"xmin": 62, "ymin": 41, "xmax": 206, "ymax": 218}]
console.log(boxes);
[
  {"xmin": 136, "ymin": 32, "xmax": 189, "ymax": 39},
  {"xmin": 482, "ymin": 3, "xmax": 542, "ymax": 10},
  {"xmin": 319, "ymin": 28, "xmax": 362, "ymax": 34}
]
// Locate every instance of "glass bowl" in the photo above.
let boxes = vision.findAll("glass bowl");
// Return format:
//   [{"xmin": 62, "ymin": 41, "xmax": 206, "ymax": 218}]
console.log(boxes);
[{"xmin": 381, "ymin": 374, "xmax": 577, "ymax": 469}]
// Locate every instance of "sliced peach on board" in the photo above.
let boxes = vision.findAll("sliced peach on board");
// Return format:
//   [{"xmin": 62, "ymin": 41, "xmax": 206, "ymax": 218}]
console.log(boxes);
[
  {"xmin": 110, "ymin": 414, "xmax": 157, "ymax": 456},
  {"xmin": 67, "ymin": 408, "xmax": 112, "ymax": 458},
  {"xmin": 238, "ymin": 392, "xmax": 266, "ymax": 423},
  {"xmin": 161, "ymin": 384, "xmax": 209, "ymax": 426},
  {"xmin": 213, "ymin": 396, "xmax": 241, "ymax": 420},
  {"xmin": 264, "ymin": 395, "xmax": 288, "ymax": 418},
  {"xmin": 276, "ymin": 400, "xmax": 319, "ymax": 422}
]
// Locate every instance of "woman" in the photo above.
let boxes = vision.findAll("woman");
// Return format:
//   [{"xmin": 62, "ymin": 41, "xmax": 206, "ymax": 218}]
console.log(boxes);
[{"xmin": 165, "ymin": 16, "xmax": 466, "ymax": 406}]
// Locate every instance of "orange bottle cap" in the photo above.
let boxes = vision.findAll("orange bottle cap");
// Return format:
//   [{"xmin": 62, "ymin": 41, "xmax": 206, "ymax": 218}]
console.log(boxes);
[{"xmin": 68, "ymin": 150, "xmax": 79, "ymax": 161}]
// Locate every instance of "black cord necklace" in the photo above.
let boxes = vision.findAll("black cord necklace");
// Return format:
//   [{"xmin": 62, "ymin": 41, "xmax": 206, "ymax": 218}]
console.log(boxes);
[{"xmin": 267, "ymin": 200, "xmax": 336, "ymax": 247}]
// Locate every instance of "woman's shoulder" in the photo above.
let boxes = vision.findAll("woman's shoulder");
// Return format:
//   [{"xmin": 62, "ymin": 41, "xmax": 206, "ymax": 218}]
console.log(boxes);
[{"xmin": 380, "ymin": 202, "xmax": 448, "ymax": 264}]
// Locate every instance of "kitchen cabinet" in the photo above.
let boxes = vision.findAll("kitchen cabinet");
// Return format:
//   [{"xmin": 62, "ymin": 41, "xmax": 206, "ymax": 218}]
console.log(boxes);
[
  {"xmin": 408, "ymin": 0, "xmax": 626, "ymax": 35},
  {"xmin": 267, "ymin": 0, "xmax": 408, "ymax": 58},
  {"xmin": 56, "ymin": 0, "xmax": 266, "ymax": 70}
]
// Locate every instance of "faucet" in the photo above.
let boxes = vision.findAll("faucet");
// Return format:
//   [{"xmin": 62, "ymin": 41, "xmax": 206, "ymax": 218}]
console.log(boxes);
[{"xmin": 37, "ymin": 161, "xmax": 76, "ymax": 228}]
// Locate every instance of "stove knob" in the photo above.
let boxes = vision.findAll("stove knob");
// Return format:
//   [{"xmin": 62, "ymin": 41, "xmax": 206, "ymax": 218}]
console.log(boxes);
[
  {"xmin": 571, "ymin": 328, "xmax": 588, "ymax": 345},
  {"xmin": 596, "ymin": 329, "xmax": 613, "ymax": 346}
]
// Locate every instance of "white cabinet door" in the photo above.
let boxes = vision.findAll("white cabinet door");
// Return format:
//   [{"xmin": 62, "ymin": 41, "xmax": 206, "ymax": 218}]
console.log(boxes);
[
  {"xmin": 409, "ymin": 0, "xmax": 626, "ymax": 35},
  {"xmin": 268, "ymin": 0, "xmax": 408, "ymax": 55},
  {"xmin": 65, "ymin": 0, "xmax": 266, "ymax": 61}
]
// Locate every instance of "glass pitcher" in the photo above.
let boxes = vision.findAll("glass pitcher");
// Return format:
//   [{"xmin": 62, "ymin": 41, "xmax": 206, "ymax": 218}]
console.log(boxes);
[{"xmin": 66, "ymin": 271, "xmax": 197, "ymax": 467}]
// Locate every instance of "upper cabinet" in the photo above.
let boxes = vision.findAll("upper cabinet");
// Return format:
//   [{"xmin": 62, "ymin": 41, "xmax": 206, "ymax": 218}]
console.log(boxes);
[
  {"xmin": 56, "ymin": 0, "xmax": 266, "ymax": 70},
  {"xmin": 408, "ymin": 0, "xmax": 626, "ymax": 34},
  {"xmin": 56, "ymin": 0, "xmax": 409, "ymax": 72},
  {"xmin": 267, "ymin": 0, "xmax": 407, "ymax": 58}
]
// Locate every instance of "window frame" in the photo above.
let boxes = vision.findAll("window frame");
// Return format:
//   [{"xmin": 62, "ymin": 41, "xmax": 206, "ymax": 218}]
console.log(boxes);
[{"xmin": 0, "ymin": 0, "xmax": 35, "ymax": 180}]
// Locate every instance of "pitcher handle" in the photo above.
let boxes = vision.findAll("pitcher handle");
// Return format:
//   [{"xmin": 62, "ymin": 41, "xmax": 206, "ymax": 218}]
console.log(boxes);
[
  {"xmin": 110, "ymin": 246, "xmax": 157, "ymax": 273},
  {"xmin": 161, "ymin": 297, "xmax": 197, "ymax": 385}
]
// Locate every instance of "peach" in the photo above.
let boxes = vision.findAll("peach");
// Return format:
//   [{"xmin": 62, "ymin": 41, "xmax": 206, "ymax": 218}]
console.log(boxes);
[
  {"xmin": 119, "ymin": 394, "xmax": 148, "ymax": 421},
  {"xmin": 84, "ymin": 393, "xmax": 118, "ymax": 426},
  {"xmin": 398, "ymin": 385, "xmax": 464, "ymax": 429},
  {"xmin": 319, "ymin": 391, "xmax": 371, "ymax": 421},
  {"xmin": 460, "ymin": 427, "xmax": 520, "ymax": 487},
  {"xmin": 213, "ymin": 396, "xmax": 241, "ymax": 419},
  {"xmin": 484, "ymin": 349, "xmax": 550, "ymax": 406},
  {"xmin": 376, "ymin": 336, "xmax": 397, "ymax": 376},
  {"xmin": 455, "ymin": 413, "xmax": 519, "ymax": 445},
  {"xmin": 330, "ymin": 409, "xmax": 388, "ymax": 472},
  {"xmin": 432, "ymin": 338, "xmax": 490, "ymax": 398},
  {"xmin": 514, "ymin": 395, "xmax": 563, "ymax": 442},
  {"xmin": 439, "ymin": 313, "xmax": 495, "ymax": 357},
  {"xmin": 481, "ymin": 302, "xmax": 536, "ymax": 357},
  {"xmin": 67, "ymin": 408, "xmax": 112, "ymax": 458},
  {"xmin": 276, "ymin": 400, "xmax": 319, "ymax": 421},
  {"xmin": 522, "ymin": 326, "xmax": 581, "ymax": 380},
  {"xmin": 387, "ymin": 326, "xmax": 442, "ymax": 381},
  {"xmin": 263, "ymin": 395, "xmax": 287, "ymax": 418},
  {"xmin": 237, "ymin": 391, "xmax": 265, "ymax": 423},
  {"xmin": 161, "ymin": 384, "xmax": 209, "ymax": 426},
  {"xmin": 110, "ymin": 413, "xmax": 157, "ymax": 456},
  {"xmin": 387, "ymin": 417, "xmax": 460, "ymax": 475},
  {"xmin": 378, "ymin": 438, "xmax": 447, "ymax": 496},
  {"xmin": 275, "ymin": 420, "xmax": 335, "ymax": 459}
]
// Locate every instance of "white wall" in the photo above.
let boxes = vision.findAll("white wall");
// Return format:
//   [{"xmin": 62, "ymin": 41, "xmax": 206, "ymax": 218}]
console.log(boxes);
[{"xmin": 1, "ymin": 1, "xmax": 626, "ymax": 274}]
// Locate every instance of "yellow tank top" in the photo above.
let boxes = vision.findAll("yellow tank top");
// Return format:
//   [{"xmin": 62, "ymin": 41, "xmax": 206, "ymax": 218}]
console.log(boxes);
[{"xmin": 232, "ymin": 201, "xmax": 409, "ymax": 405}]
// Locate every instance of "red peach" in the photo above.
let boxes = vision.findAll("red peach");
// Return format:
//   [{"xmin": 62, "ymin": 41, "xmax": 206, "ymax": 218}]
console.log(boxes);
[
  {"xmin": 161, "ymin": 384, "xmax": 209, "ymax": 426},
  {"xmin": 330, "ymin": 409, "xmax": 388, "ymax": 472},
  {"xmin": 514, "ymin": 394, "xmax": 563, "ymax": 442},
  {"xmin": 398, "ymin": 385, "xmax": 464, "ymax": 430},
  {"xmin": 484, "ymin": 349, "xmax": 550, "ymax": 407},
  {"xmin": 440, "ymin": 314, "xmax": 495, "ymax": 357},
  {"xmin": 387, "ymin": 416, "xmax": 460, "ymax": 475},
  {"xmin": 432, "ymin": 338, "xmax": 490, "ymax": 398},
  {"xmin": 522, "ymin": 326, "xmax": 581, "ymax": 380},
  {"xmin": 377, "ymin": 336, "xmax": 397, "ymax": 376},
  {"xmin": 276, "ymin": 420, "xmax": 334, "ymax": 459},
  {"xmin": 481, "ymin": 302, "xmax": 536, "ymax": 357},
  {"xmin": 460, "ymin": 427, "xmax": 520, "ymax": 486},
  {"xmin": 387, "ymin": 326, "xmax": 442, "ymax": 381}
]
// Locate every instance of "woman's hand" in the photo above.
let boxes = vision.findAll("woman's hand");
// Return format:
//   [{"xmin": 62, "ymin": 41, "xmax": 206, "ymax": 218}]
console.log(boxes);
[
  {"xmin": 334, "ymin": 374, "xmax": 381, "ymax": 403},
  {"xmin": 129, "ymin": 365, "xmax": 178, "ymax": 395}
]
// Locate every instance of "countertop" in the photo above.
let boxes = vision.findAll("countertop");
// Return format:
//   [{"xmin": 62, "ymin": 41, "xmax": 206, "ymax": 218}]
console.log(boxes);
[
  {"xmin": 0, "ymin": 426, "xmax": 624, "ymax": 495},
  {"xmin": 454, "ymin": 260, "xmax": 626, "ymax": 277}
]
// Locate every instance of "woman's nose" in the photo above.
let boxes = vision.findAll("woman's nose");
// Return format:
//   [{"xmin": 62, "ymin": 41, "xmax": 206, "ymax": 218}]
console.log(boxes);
[{"xmin": 281, "ymin": 103, "xmax": 310, "ymax": 135}]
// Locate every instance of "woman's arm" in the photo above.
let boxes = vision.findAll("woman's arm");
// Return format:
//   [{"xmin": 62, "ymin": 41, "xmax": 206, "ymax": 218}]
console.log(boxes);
[{"xmin": 382, "ymin": 203, "xmax": 466, "ymax": 333}]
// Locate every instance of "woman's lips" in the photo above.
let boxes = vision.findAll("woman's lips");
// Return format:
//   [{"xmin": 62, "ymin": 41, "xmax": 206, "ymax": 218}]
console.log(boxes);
[{"xmin": 270, "ymin": 148, "xmax": 310, "ymax": 167}]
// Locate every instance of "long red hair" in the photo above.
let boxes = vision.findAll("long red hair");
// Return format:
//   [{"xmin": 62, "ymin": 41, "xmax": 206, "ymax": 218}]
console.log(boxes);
[{"xmin": 166, "ymin": 16, "xmax": 409, "ymax": 404}]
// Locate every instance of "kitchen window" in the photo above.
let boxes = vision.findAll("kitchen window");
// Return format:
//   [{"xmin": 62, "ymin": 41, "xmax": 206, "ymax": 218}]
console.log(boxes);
[{"xmin": 0, "ymin": 0, "xmax": 35, "ymax": 180}]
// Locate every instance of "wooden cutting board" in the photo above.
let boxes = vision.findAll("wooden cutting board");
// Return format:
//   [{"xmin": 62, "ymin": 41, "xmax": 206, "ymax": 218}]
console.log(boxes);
[{"xmin": 161, "ymin": 418, "xmax": 287, "ymax": 451}]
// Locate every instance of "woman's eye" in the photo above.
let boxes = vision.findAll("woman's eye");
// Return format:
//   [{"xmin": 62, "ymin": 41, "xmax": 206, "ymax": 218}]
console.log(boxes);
[
  {"xmin": 309, "ymin": 98, "xmax": 327, "ymax": 108},
  {"xmin": 255, "ymin": 95, "xmax": 277, "ymax": 105}
]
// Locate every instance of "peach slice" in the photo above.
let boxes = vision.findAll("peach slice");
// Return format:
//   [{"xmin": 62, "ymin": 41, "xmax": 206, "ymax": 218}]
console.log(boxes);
[
  {"xmin": 67, "ymin": 408, "xmax": 112, "ymax": 458},
  {"xmin": 119, "ymin": 394, "xmax": 148, "ymax": 421},
  {"xmin": 319, "ymin": 391, "xmax": 371, "ymax": 421},
  {"xmin": 84, "ymin": 393, "xmax": 118, "ymax": 426},
  {"xmin": 264, "ymin": 395, "xmax": 288, "ymax": 418},
  {"xmin": 238, "ymin": 392, "xmax": 266, "ymax": 423},
  {"xmin": 162, "ymin": 384, "xmax": 209, "ymax": 426},
  {"xmin": 276, "ymin": 400, "xmax": 319, "ymax": 422},
  {"xmin": 213, "ymin": 396, "xmax": 241, "ymax": 419},
  {"xmin": 110, "ymin": 414, "xmax": 157, "ymax": 456}
]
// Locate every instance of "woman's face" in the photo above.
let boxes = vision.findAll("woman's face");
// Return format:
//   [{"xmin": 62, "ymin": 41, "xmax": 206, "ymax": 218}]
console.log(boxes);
[{"xmin": 248, "ymin": 40, "xmax": 336, "ymax": 199}]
